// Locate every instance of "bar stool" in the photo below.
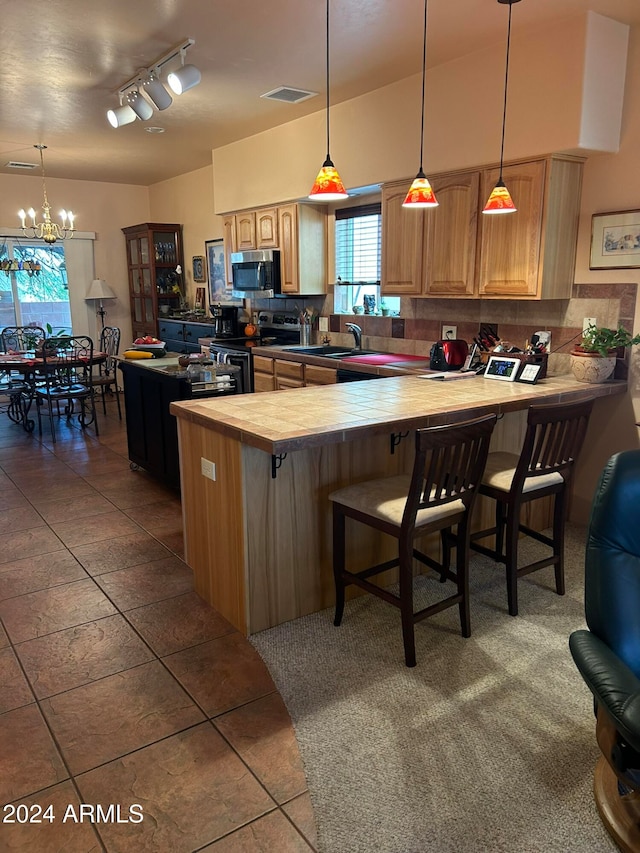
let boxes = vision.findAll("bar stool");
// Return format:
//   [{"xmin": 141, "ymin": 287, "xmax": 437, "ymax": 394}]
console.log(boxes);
[
  {"xmin": 470, "ymin": 398, "xmax": 594, "ymax": 616},
  {"xmin": 329, "ymin": 413, "xmax": 497, "ymax": 667}
]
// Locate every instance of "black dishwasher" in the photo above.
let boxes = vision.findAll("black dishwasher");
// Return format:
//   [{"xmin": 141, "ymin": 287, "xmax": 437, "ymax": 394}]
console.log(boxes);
[{"xmin": 336, "ymin": 369, "xmax": 382, "ymax": 382}]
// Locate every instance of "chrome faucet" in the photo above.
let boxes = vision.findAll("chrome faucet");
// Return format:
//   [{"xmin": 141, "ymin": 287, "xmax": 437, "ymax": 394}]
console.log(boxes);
[{"xmin": 345, "ymin": 322, "xmax": 362, "ymax": 350}]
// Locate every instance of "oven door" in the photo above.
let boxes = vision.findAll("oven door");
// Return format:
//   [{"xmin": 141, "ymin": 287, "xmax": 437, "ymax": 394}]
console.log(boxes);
[{"xmin": 209, "ymin": 344, "xmax": 253, "ymax": 393}]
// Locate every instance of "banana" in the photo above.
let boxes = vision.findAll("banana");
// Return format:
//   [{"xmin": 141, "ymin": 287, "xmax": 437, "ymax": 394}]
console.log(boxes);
[{"xmin": 123, "ymin": 350, "xmax": 154, "ymax": 359}]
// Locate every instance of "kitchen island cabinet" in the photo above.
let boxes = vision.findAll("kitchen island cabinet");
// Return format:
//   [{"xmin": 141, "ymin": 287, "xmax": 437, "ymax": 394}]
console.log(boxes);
[{"xmin": 171, "ymin": 374, "xmax": 623, "ymax": 635}]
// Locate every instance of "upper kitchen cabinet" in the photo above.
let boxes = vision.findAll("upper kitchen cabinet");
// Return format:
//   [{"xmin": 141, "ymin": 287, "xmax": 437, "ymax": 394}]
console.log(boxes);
[
  {"xmin": 255, "ymin": 208, "xmax": 279, "ymax": 248},
  {"xmin": 478, "ymin": 155, "xmax": 583, "ymax": 299},
  {"xmin": 381, "ymin": 154, "xmax": 583, "ymax": 300},
  {"xmin": 278, "ymin": 203, "xmax": 326, "ymax": 295},
  {"xmin": 381, "ymin": 181, "xmax": 424, "ymax": 295},
  {"xmin": 122, "ymin": 223, "xmax": 184, "ymax": 341},
  {"xmin": 423, "ymin": 170, "xmax": 479, "ymax": 297}
]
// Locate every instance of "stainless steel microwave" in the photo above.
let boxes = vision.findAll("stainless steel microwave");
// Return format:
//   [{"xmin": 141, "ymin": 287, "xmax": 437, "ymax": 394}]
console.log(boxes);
[{"xmin": 231, "ymin": 249, "xmax": 281, "ymax": 298}]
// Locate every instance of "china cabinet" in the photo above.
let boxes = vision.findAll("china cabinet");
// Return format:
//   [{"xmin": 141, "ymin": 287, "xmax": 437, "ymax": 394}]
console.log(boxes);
[{"xmin": 122, "ymin": 223, "xmax": 184, "ymax": 340}]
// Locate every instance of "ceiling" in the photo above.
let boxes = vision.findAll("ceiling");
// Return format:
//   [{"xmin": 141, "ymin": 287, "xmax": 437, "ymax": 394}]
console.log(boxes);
[{"xmin": 2, "ymin": 0, "xmax": 640, "ymax": 187}]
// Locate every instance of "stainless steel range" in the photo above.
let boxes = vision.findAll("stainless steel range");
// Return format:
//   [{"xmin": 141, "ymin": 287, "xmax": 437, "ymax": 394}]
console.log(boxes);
[{"xmin": 208, "ymin": 311, "xmax": 301, "ymax": 392}]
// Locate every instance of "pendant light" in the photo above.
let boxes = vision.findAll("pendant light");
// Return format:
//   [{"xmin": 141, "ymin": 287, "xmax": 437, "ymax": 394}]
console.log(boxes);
[
  {"xmin": 309, "ymin": 0, "xmax": 348, "ymax": 201},
  {"xmin": 402, "ymin": 0, "xmax": 438, "ymax": 208},
  {"xmin": 483, "ymin": 0, "xmax": 521, "ymax": 214}
]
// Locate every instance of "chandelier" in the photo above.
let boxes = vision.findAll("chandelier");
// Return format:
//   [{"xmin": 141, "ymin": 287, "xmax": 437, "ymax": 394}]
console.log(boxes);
[{"xmin": 18, "ymin": 145, "xmax": 75, "ymax": 244}]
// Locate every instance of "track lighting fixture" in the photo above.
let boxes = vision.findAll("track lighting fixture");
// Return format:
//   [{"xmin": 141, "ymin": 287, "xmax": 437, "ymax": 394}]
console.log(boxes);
[
  {"xmin": 127, "ymin": 89, "xmax": 154, "ymax": 121},
  {"xmin": 107, "ymin": 102, "xmax": 137, "ymax": 128},
  {"xmin": 167, "ymin": 49, "xmax": 202, "ymax": 95},
  {"xmin": 143, "ymin": 70, "xmax": 173, "ymax": 110},
  {"xmin": 106, "ymin": 38, "xmax": 200, "ymax": 128}
]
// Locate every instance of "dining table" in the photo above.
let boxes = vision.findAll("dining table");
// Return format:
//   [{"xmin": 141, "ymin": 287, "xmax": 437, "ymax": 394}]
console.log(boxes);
[{"xmin": 0, "ymin": 350, "xmax": 107, "ymax": 432}]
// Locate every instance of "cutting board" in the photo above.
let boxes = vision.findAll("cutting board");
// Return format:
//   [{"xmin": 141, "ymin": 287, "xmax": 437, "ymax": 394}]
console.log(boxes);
[{"xmin": 343, "ymin": 353, "xmax": 431, "ymax": 366}]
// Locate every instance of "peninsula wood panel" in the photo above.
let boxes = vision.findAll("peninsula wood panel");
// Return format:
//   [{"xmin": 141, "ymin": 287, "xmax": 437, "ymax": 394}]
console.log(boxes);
[{"xmin": 176, "ymin": 421, "xmax": 247, "ymax": 632}]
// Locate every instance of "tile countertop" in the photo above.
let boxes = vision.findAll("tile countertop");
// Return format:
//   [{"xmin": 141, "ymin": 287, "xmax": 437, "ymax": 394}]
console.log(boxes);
[{"xmin": 170, "ymin": 373, "xmax": 625, "ymax": 456}]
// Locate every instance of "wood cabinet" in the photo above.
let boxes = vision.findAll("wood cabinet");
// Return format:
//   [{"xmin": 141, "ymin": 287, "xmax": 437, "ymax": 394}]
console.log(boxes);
[
  {"xmin": 381, "ymin": 154, "xmax": 583, "ymax": 300},
  {"xmin": 380, "ymin": 183, "xmax": 424, "ymax": 295},
  {"xmin": 278, "ymin": 203, "xmax": 327, "ymax": 295},
  {"xmin": 122, "ymin": 223, "xmax": 184, "ymax": 340},
  {"xmin": 477, "ymin": 157, "xmax": 582, "ymax": 299},
  {"xmin": 222, "ymin": 202, "xmax": 327, "ymax": 296},
  {"xmin": 256, "ymin": 208, "xmax": 278, "ymax": 248},
  {"xmin": 253, "ymin": 354, "xmax": 337, "ymax": 393}
]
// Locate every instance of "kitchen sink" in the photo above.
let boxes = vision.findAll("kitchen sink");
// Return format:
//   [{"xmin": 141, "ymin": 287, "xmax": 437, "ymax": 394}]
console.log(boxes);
[{"xmin": 283, "ymin": 346, "xmax": 384, "ymax": 358}]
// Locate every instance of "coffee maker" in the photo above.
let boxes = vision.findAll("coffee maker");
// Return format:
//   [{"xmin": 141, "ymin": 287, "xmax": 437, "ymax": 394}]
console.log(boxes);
[{"xmin": 211, "ymin": 304, "xmax": 238, "ymax": 338}]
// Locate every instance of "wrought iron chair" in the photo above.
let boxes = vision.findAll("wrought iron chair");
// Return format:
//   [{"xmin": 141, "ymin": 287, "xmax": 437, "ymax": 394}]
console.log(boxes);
[
  {"xmin": 329, "ymin": 413, "xmax": 497, "ymax": 667},
  {"xmin": 91, "ymin": 326, "xmax": 121, "ymax": 419},
  {"xmin": 0, "ymin": 325, "xmax": 45, "ymax": 427},
  {"xmin": 34, "ymin": 335, "xmax": 98, "ymax": 443}
]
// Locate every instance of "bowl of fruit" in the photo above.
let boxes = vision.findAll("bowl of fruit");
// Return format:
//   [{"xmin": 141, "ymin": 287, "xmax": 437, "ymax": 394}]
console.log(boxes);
[{"xmin": 131, "ymin": 336, "xmax": 167, "ymax": 357}]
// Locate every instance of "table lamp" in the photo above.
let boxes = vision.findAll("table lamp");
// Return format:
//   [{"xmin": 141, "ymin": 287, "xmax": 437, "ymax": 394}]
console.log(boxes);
[{"xmin": 85, "ymin": 279, "xmax": 116, "ymax": 332}]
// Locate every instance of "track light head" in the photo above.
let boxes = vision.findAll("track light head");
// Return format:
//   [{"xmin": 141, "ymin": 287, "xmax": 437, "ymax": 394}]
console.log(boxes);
[
  {"xmin": 106, "ymin": 103, "xmax": 137, "ymax": 128},
  {"xmin": 167, "ymin": 49, "xmax": 201, "ymax": 94},
  {"xmin": 127, "ymin": 89, "xmax": 154, "ymax": 121},
  {"xmin": 143, "ymin": 70, "xmax": 173, "ymax": 110}
]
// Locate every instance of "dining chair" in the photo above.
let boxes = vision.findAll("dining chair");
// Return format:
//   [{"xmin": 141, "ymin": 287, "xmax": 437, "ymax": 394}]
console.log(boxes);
[
  {"xmin": 91, "ymin": 326, "xmax": 121, "ymax": 419},
  {"xmin": 470, "ymin": 398, "xmax": 594, "ymax": 616},
  {"xmin": 0, "ymin": 326, "xmax": 46, "ymax": 426},
  {"xmin": 329, "ymin": 413, "xmax": 497, "ymax": 667},
  {"xmin": 34, "ymin": 335, "xmax": 98, "ymax": 443}
]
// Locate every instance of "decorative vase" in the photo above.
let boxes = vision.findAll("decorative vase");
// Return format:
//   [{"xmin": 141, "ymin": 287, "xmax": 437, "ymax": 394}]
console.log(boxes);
[{"xmin": 570, "ymin": 350, "xmax": 616, "ymax": 384}]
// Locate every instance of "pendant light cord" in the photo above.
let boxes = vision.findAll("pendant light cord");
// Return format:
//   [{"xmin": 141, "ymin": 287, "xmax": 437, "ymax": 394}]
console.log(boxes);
[
  {"xmin": 418, "ymin": 0, "xmax": 427, "ymax": 173},
  {"xmin": 498, "ymin": 0, "xmax": 514, "ymax": 181},
  {"xmin": 325, "ymin": 0, "xmax": 331, "ymax": 162}
]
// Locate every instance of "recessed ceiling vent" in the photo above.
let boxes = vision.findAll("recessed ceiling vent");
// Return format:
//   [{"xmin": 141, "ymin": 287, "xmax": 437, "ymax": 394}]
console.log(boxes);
[
  {"xmin": 6, "ymin": 160, "xmax": 38, "ymax": 170},
  {"xmin": 260, "ymin": 86, "xmax": 318, "ymax": 104}
]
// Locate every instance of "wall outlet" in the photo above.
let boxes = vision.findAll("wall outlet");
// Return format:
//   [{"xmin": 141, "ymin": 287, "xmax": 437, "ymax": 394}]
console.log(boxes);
[
  {"xmin": 442, "ymin": 324, "xmax": 457, "ymax": 340},
  {"xmin": 200, "ymin": 457, "xmax": 216, "ymax": 481},
  {"xmin": 583, "ymin": 317, "xmax": 597, "ymax": 333},
  {"xmin": 318, "ymin": 316, "xmax": 329, "ymax": 333}
]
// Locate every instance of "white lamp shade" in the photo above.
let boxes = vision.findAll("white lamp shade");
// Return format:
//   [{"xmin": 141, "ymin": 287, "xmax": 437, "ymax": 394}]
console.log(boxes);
[
  {"xmin": 86, "ymin": 279, "xmax": 116, "ymax": 301},
  {"xmin": 127, "ymin": 90, "xmax": 154, "ymax": 121},
  {"xmin": 143, "ymin": 75, "xmax": 173, "ymax": 110},
  {"xmin": 107, "ymin": 104, "xmax": 137, "ymax": 128},
  {"xmin": 167, "ymin": 64, "xmax": 201, "ymax": 95}
]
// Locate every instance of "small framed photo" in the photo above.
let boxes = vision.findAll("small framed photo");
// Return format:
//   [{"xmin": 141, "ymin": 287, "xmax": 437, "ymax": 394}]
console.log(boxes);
[
  {"xmin": 195, "ymin": 286, "xmax": 206, "ymax": 309},
  {"xmin": 590, "ymin": 210, "xmax": 640, "ymax": 270},
  {"xmin": 484, "ymin": 355, "xmax": 521, "ymax": 381},
  {"xmin": 516, "ymin": 362, "xmax": 542, "ymax": 384},
  {"xmin": 192, "ymin": 255, "xmax": 206, "ymax": 282}
]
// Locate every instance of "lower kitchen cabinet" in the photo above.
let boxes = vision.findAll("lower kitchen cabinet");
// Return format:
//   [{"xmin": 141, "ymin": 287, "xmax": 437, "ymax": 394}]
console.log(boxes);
[
  {"xmin": 158, "ymin": 319, "xmax": 217, "ymax": 354},
  {"xmin": 253, "ymin": 354, "xmax": 337, "ymax": 392}
]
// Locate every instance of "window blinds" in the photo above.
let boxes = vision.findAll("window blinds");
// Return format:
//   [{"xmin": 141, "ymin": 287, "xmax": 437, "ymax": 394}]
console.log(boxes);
[{"xmin": 335, "ymin": 203, "xmax": 381, "ymax": 284}]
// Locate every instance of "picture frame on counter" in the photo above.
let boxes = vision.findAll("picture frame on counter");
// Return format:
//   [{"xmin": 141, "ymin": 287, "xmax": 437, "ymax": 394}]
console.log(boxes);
[
  {"xmin": 484, "ymin": 355, "xmax": 521, "ymax": 382},
  {"xmin": 590, "ymin": 210, "xmax": 640, "ymax": 270},
  {"xmin": 192, "ymin": 255, "xmax": 206, "ymax": 282}
]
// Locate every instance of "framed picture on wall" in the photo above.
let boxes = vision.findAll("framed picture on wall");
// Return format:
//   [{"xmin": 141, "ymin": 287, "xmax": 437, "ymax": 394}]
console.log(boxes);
[
  {"xmin": 192, "ymin": 255, "xmax": 206, "ymax": 282},
  {"xmin": 590, "ymin": 210, "xmax": 640, "ymax": 269},
  {"xmin": 205, "ymin": 239, "xmax": 240, "ymax": 304}
]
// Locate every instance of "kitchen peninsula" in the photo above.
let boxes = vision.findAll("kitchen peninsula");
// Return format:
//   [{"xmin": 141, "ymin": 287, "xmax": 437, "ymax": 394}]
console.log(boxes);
[{"xmin": 171, "ymin": 374, "xmax": 623, "ymax": 635}]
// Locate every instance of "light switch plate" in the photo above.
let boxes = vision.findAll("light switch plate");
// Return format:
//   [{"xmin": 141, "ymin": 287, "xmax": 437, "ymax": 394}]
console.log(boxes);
[{"xmin": 319, "ymin": 317, "xmax": 329, "ymax": 332}]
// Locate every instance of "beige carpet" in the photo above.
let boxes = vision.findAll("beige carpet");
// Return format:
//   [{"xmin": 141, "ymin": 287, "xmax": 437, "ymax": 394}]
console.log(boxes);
[{"xmin": 251, "ymin": 525, "xmax": 619, "ymax": 853}]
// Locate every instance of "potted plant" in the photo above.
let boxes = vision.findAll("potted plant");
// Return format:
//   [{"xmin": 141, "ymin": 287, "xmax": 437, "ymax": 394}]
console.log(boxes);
[{"xmin": 570, "ymin": 323, "xmax": 640, "ymax": 383}]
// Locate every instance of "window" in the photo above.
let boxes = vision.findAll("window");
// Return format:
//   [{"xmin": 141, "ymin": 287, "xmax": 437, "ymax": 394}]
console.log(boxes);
[
  {"xmin": 0, "ymin": 239, "xmax": 71, "ymax": 333},
  {"xmin": 333, "ymin": 204, "xmax": 399, "ymax": 315}
]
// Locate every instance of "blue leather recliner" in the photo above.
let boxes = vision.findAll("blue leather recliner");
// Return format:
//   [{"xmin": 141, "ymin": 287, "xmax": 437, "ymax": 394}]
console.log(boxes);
[{"xmin": 570, "ymin": 449, "xmax": 640, "ymax": 848}]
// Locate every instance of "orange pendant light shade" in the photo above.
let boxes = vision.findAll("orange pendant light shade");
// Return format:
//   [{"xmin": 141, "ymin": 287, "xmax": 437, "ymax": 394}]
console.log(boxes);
[
  {"xmin": 402, "ymin": 171, "xmax": 438, "ymax": 208},
  {"xmin": 482, "ymin": 179, "xmax": 517, "ymax": 214},
  {"xmin": 308, "ymin": 0, "xmax": 348, "ymax": 201},
  {"xmin": 403, "ymin": 0, "xmax": 437, "ymax": 210},
  {"xmin": 309, "ymin": 157, "xmax": 348, "ymax": 201},
  {"xmin": 482, "ymin": 0, "xmax": 521, "ymax": 216}
]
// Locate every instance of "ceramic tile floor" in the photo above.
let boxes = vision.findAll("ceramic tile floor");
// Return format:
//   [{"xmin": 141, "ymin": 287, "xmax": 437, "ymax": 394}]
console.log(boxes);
[{"xmin": 0, "ymin": 393, "xmax": 317, "ymax": 853}]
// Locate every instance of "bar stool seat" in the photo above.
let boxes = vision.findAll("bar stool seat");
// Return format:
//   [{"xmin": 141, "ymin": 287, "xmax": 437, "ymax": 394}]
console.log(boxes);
[
  {"xmin": 329, "ymin": 413, "xmax": 497, "ymax": 667},
  {"xmin": 470, "ymin": 398, "xmax": 594, "ymax": 617}
]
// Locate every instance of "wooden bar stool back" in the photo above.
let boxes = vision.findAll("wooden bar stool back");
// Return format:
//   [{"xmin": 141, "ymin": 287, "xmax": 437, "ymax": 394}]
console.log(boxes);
[
  {"xmin": 470, "ymin": 398, "xmax": 594, "ymax": 616},
  {"xmin": 329, "ymin": 413, "xmax": 497, "ymax": 667}
]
